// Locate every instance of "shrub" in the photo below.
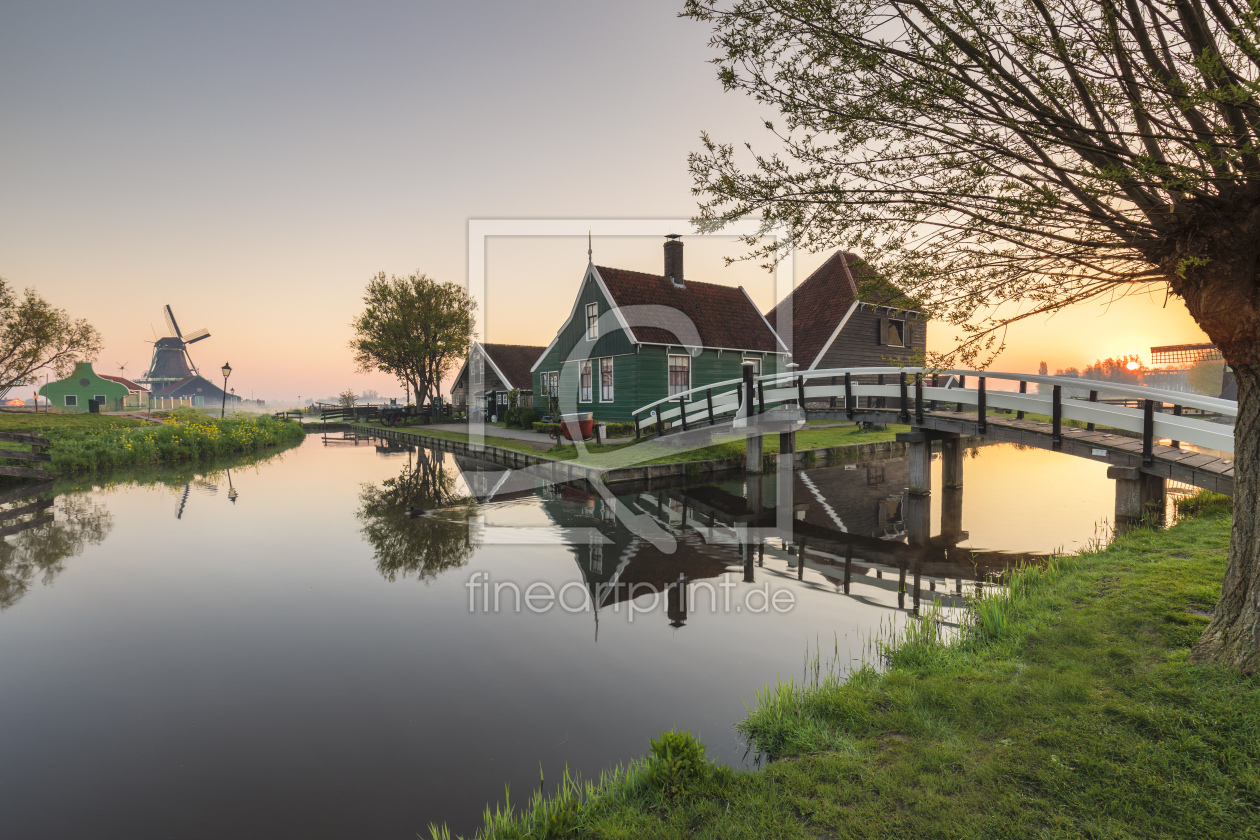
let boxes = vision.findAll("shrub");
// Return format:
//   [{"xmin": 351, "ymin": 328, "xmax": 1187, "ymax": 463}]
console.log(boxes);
[
  {"xmin": 46, "ymin": 412, "xmax": 305, "ymax": 475},
  {"xmin": 505, "ymin": 406, "xmax": 541, "ymax": 429},
  {"xmin": 645, "ymin": 729, "xmax": 710, "ymax": 799},
  {"xmin": 531, "ymin": 420, "xmax": 634, "ymax": 438}
]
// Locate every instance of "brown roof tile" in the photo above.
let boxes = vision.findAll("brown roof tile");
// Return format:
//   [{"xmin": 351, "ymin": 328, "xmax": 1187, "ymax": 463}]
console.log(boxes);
[
  {"xmin": 482, "ymin": 343, "xmax": 546, "ymax": 390},
  {"xmin": 594, "ymin": 266, "xmax": 781, "ymax": 352},
  {"xmin": 766, "ymin": 251, "xmax": 918, "ymax": 367}
]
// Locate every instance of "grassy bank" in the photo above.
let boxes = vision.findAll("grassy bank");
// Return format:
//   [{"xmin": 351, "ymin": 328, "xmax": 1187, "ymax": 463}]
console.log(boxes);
[
  {"xmin": 354, "ymin": 421, "xmax": 908, "ymax": 469},
  {"xmin": 435, "ymin": 494, "xmax": 1257, "ymax": 839},
  {"xmin": 0, "ymin": 409, "xmax": 306, "ymax": 475}
]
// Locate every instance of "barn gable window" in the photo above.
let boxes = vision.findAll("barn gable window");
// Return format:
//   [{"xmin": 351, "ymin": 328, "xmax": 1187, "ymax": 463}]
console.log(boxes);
[
  {"xmin": 879, "ymin": 317, "xmax": 907, "ymax": 347},
  {"xmin": 65, "ymin": 395, "xmax": 78, "ymax": 407},
  {"xmin": 586, "ymin": 303, "xmax": 599, "ymax": 340}
]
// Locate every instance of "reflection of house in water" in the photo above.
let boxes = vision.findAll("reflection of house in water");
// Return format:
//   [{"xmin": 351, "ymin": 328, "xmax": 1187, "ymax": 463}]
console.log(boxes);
[
  {"xmin": 795, "ymin": 457, "xmax": 909, "ymax": 540},
  {"xmin": 450, "ymin": 443, "xmax": 1039, "ymax": 630},
  {"xmin": 536, "ymin": 484, "xmax": 731, "ymax": 630}
]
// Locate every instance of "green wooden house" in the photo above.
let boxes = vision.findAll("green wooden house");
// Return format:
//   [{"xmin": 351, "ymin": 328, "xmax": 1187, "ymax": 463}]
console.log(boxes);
[
  {"xmin": 531, "ymin": 236, "xmax": 788, "ymax": 423},
  {"xmin": 39, "ymin": 362, "xmax": 130, "ymax": 412}
]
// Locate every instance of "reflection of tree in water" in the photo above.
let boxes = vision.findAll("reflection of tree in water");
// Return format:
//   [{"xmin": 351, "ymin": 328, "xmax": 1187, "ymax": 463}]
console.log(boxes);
[
  {"xmin": 0, "ymin": 495, "xmax": 113, "ymax": 610},
  {"xmin": 357, "ymin": 449, "xmax": 479, "ymax": 583}
]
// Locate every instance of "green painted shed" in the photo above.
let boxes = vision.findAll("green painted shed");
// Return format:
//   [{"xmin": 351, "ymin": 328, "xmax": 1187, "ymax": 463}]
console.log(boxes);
[
  {"xmin": 39, "ymin": 362, "xmax": 130, "ymax": 412},
  {"xmin": 531, "ymin": 236, "xmax": 788, "ymax": 423}
]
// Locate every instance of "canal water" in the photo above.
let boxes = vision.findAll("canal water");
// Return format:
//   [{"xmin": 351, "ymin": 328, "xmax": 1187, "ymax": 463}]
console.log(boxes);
[{"xmin": 0, "ymin": 434, "xmax": 1139, "ymax": 838}]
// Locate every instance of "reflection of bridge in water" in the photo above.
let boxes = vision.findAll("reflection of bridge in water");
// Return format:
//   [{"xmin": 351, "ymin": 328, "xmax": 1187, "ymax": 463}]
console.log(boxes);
[{"xmin": 492, "ymin": 448, "xmax": 1034, "ymax": 631}]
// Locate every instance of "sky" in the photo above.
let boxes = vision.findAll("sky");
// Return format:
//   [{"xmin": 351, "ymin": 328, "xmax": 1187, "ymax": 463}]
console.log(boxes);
[{"xmin": 0, "ymin": 1, "xmax": 1208, "ymax": 404}]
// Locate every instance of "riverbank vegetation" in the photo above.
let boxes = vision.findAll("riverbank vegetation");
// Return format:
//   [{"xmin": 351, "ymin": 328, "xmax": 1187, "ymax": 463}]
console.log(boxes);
[
  {"xmin": 0, "ymin": 408, "xmax": 305, "ymax": 476},
  {"xmin": 433, "ymin": 495, "xmax": 1257, "ymax": 839}
]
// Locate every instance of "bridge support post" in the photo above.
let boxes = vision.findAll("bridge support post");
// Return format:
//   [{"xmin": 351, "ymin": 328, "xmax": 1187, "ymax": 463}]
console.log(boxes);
[
  {"xmin": 941, "ymin": 435, "xmax": 964, "ymax": 489},
  {"xmin": 898, "ymin": 431, "xmax": 933, "ymax": 496},
  {"xmin": 1108, "ymin": 466, "xmax": 1165, "ymax": 525},
  {"xmin": 742, "ymin": 361, "xmax": 763, "ymax": 474},
  {"xmin": 906, "ymin": 493, "xmax": 931, "ymax": 547},
  {"xmin": 941, "ymin": 487, "xmax": 965, "ymax": 542}
]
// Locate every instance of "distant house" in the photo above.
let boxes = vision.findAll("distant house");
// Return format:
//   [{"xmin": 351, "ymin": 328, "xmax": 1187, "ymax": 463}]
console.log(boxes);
[
  {"xmin": 100, "ymin": 374, "xmax": 149, "ymax": 405},
  {"xmin": 766, "ymin": 251, "xmax": 926, "ymax": 374},
  {"xmin": 150, "ymin": 374, "xmax": 240, "ymax": 408},
  {"xmin": 39, "ymin": 362, "xmax": 130, "ymax": 412},
  {"xmin": 450, "ymin": 342, "xmax": 546, "ymax": 414},
  {"xmin": 531, "ymin": 235, "xmax": 788, "ymax": 423}
]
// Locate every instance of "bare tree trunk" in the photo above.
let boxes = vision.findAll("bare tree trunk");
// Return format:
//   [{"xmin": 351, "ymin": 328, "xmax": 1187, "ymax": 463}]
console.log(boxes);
[{"xmin": 1191, "ymin": 363, "xmax": 1260, "ymax": 675}]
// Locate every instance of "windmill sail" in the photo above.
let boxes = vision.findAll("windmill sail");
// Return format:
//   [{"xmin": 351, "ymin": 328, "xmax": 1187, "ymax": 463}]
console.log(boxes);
[{"xmin": 142, "ymin": 305, "xmax": 212, "ymax": 386}]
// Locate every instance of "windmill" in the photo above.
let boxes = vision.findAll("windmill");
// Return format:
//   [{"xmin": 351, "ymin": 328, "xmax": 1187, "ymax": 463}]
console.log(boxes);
[{"xmin": 140, "ymin": 305, "xmax": 211, "ymax": 390}]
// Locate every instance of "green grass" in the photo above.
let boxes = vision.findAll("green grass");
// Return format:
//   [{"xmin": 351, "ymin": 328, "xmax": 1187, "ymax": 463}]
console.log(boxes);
[
  {"xmin": 0, "ymin": 408, "xmax": 306, "ymax": 475},
  {"xmin": 638, "ymin": 423, "xmax": 909, "ymax": 465},
  {"xmin": 434, "ymin": 494, "xmax": 1259, "ymax": 839},
  {"xmin": 355, "ymin": 422, "xmax": 555, "ymax": 456},
  {"xmin": 0, "ymin": 411, "xmax": 145, "ymax": 433},
  {"xmin": 349, "ymin": 421, "xmax": 906, "ymax": 470}
]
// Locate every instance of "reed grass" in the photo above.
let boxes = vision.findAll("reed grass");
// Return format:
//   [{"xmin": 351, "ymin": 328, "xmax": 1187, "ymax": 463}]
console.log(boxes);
[{"xmin": 432, "ymin": 496, "xmax": 1257, "ymax": 839}]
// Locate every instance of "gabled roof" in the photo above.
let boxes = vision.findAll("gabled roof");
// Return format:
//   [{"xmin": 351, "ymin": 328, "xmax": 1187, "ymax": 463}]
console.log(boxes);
[
  {"xmin": 766, "ymin": 251, "xmax": 921, "ymax": 369},
  {"xmin": 593, "ymin": 266, "xmax": 782, "ymax": 352},
  {"xmin": 481, "ymin": 343, "xmax": 545, "ymax": 390},
  {"xmin": 452, "ymin": 342, "xmax": 546, "ymax": 392},
  {"xmin": 100, "ymin": 374, "xmax": 149, "ymax": 392}
]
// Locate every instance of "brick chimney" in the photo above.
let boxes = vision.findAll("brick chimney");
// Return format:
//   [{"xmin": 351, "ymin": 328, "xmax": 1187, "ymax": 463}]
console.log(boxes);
[{"xmin": 664, "ymin": 234, "xmax": 684, "ymax": 288}]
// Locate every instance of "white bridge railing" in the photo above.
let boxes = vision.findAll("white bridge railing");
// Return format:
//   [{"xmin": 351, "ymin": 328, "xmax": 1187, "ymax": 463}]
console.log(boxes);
[{"xmin": 632, "ymin": 367, "xmax": 1236, "ymax": 457}]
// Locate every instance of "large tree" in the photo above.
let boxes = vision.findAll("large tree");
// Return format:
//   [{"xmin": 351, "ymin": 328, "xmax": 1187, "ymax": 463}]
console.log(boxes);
[
  {"xmin": 685, "ymin": 0, "xmax": 1260, "ymax": 672},
  {"xmin": 0, "ymin": 278, "xmax": 102, "ymax": 395},
  {"xmin": 349, "ymin": 272, "xmax": 475, "ymax": 404}
]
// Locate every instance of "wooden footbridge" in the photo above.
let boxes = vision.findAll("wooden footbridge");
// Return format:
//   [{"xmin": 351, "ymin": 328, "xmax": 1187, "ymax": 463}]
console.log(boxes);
[{"xmin": 634, "ymin": 366, "xmax": 1237, "ymax": 522}]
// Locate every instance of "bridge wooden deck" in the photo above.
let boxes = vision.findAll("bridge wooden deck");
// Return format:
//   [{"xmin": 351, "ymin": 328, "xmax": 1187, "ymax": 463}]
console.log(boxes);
[{"xmin": 849, "ymin": 407, "xmax": 1235, "ymax": 495}]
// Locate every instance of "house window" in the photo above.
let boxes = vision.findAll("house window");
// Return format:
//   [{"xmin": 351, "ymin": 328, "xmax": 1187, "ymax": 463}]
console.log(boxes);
[
  {"xmin": 194, "ymin": 396, "xmax": 204, "ymax": 406},
  {"xmin": 93, "ymin": 395, "xmax": 106, "ymax": 404},
  {"xmin": 545, "ymin": 371, "xmax": 559, "ymax": 398},
  {"xmin": 743, "ymin": 357, "xmax": 762, "ymax": 376},
  {"xmin": 586, "ymin": 302, "xmax": 599, "ymax": 340},
  {"xmin": 668, "ymin": 354, "xmax": 691, "ymax": 396},
  {"xmin": 64, "ymin": 395, "xmax": 78, "ymax": 407},
  {"xmin": 579, "ymin": 360, "xmax": 593, "ymax": 402},
  {"xmin": 600, "ymin": 357, "xmax": 614, "ymax": 402},
  {"xmin": 885, "ymin": 319, "xmax": 906, "ymax": 347}
]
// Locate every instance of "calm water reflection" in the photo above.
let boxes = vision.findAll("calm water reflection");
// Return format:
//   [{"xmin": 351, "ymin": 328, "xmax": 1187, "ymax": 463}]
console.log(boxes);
[{"xmin": 0, "ymin": 436, "xmax": 1131, "ymax": 838}]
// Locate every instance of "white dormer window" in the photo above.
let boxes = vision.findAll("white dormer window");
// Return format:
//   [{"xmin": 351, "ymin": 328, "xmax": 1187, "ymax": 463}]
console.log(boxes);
[{"xmin": 586, "ymin": 303, "xmax": 599, "ymax": 340}]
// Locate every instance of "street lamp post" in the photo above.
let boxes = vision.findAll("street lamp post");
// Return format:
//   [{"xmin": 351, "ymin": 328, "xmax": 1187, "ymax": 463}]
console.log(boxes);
[{"xmin": 220, "ymin": 362, "xmax": 232, "ymax": 418}]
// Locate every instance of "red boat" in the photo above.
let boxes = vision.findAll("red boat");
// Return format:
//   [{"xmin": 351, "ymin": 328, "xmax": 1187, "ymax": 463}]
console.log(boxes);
[{"xmin": 549, "ymin": 412, "xmax": 596, "ymax": 443}]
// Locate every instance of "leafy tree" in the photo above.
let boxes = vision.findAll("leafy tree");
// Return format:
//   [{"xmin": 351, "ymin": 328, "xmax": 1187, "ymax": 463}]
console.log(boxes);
[
  {"xmin": 349, "ymin": 272, "xmax": 475, "ymax": 405},
  {"xmin": 0, "ymin": 278, "xmax": 102, "ymax": 395},
  {"xmin": 1189, "ymin": 358, "xmax": 1227, "ymax": 396},
  {"xmin": 337, "ymin": 389, "xmax": 357, "ymax": 409},
  {"xmin": 685, "ymin": 0, "xmax": 1260, "ymax": 672}
]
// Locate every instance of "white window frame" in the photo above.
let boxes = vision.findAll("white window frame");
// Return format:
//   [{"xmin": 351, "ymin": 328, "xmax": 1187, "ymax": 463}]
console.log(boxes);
[
  {"xmin": 743, "ymin": 356, "xmax": 762, "ymax": 376},
  {"xmin": 64, "ymin": 394, "xmax": 78, "ymax": 407},
  {"xmin": 887, "ymin": 319, "xmax": 906, "ymax": 348},
  {"xmin": 579, "ymin": 360, "xmax": 593, "ymax": 403},
  {"xmin": 586, "ymin": 302, "xmax": 599, "ymax": 340},
  {"xmin": 599, "ymin": 357, "xmax": 614, "ymax": 402},
  {"xmin": 668, "ymin": 354, "xmax": 691, "ymax": 397}
]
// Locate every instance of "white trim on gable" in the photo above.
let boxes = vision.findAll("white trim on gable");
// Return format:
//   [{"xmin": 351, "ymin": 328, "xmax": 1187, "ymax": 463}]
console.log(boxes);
[
  {"xmin": 455, "ymin": 342, "xmax": 525, "ymax": 392},
  {"xmin": 807, "ymin": 301, "xmax": 861, "ymax": 370},
  {"xmin": 589, "ymin": 266, "xmax": 637, "ymax": 341},
  {"xmin": 740, "ymin": 285, "xmax": 791, "ymax": 355},
  {"xmin": 529, "ymin": 265, "xmax": 639, "ymax": 372}
]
